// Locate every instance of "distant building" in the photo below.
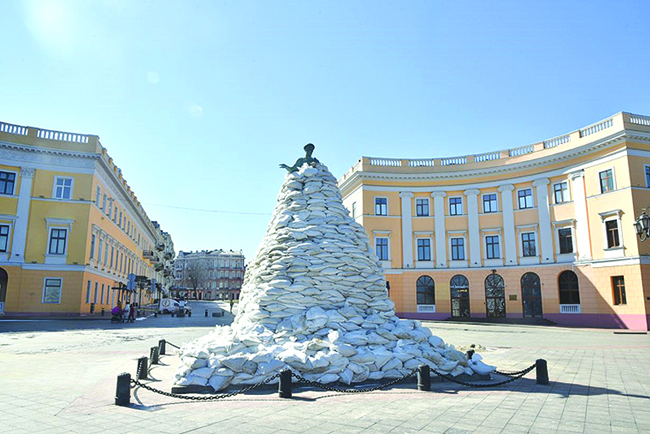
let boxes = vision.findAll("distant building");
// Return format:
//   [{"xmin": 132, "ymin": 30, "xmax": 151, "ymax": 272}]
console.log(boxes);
[
  {"xmin": 173, "ymin": 249, "xmax": 245, "ymax": 300},
  {"xmin": 0, "ymin": 120, "xmax": 175, "ymax": 316},
  {"xmin": 339, "ymin": 111, "xmax": 650, "ymax": 331}
]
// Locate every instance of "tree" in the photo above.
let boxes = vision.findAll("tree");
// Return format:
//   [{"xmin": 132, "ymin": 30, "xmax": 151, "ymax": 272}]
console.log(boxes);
[{"xmin": 184, "ymin": 259, "xmax": 207, "ymax": 299}]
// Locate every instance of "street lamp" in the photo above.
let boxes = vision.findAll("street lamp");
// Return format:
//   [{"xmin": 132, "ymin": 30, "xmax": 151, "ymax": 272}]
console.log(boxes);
[{"xmin": 634, "ymin": 211, "xmax": 650, "ymax": 242}]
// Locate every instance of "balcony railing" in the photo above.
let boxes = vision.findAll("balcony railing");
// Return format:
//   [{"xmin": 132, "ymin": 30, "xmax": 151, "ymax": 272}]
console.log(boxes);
[
  {"xmin": 579, "ymin": 118, "xmax": 613, "ymax": 138},
  {"xmin": 0, "ymin": 122, "xmax": 27, "ymax": 136},
  {"xmin": 543, "ymin": 134, "xmax": 571, "ymax": 149},
  {"xmin": 508, "ymin": 144, "xmax": 534, "ymax": 157},
  {"xmin": 409, "ymin": 159, "xmax": 435, "ymax": 167},
  {"xmin": 369, "ymin": 157, "xmax": 401, "ymax": 167},
  {"xmin": 441, "ymin": 156, "xmax": 466, "ymax": 166}
]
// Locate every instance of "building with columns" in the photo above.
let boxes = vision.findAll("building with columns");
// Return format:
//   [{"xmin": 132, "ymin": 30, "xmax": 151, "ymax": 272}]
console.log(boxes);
[
  {"xmin": 339, "ymin": 112, "xmax": 650, "ymax": 330},
  {"xmin": 173, "ymin": 249, "xmax": 245, "ymax": 301},
  {"xmin": 0, "ymin": 120, "xmax": 175, "ymax": 316}
]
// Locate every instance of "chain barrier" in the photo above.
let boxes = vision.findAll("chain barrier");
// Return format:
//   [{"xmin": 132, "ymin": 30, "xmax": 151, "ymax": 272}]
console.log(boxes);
[
  {"xmin": 494, "ymin": 367, "xmax": 535, "ymax": 376},
  {"xmin": 165, "ymin": 341, "xmax": 181, "ymax": 350},
  {"xmin": 130, "ymin": 373, "xmax": 281, "ymax": 401},
  {"xmin": 290, "ymin": 369, "xmax": 418, "ymax": 393},
  {"xmin": 429, "ymin": 364, "xmax": 537, "ymax": 388}
]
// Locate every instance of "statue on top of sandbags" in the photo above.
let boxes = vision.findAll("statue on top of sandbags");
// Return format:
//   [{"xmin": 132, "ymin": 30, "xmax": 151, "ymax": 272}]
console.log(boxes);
[{"xmin": 279, "ymin": 143, "xmax": 320, "ymax": 173}]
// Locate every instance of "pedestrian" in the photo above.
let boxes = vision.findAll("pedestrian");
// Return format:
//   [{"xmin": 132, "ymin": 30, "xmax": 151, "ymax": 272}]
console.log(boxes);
[
  {"xmin": 129, "ymin": 303, "xmax": 136, "ymax": 322},
  {"xmin": 229, "ymin": 299, "xmax": 234, "ymax": 314},
  {"xmin": 124, "ymin": 302, "xmax": 130, "ymax": 321}
]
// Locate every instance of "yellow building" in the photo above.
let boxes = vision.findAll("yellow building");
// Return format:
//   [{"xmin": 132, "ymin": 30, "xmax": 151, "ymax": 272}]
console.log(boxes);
[
  {"xmin": 0, "ymin": 121, "xmax": 175, "ymax": 316},
  {"xmin": 339, "ymin": 112, "xmax": 650, "ymax": 331}
]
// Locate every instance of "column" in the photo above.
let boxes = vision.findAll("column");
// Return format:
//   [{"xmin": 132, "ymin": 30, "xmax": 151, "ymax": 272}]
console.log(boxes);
[
  {"xmin": 498, "ymin": 185, "xmax": 517, "ymax": 265},
  {"xmin": 533, "ymin": 178, "xmax": 554, "ymax": 263},
  {"xmin": 464, "ymin": 189, "xmax": 481, "ymax": 267},
  {"xmin": 431, "ymin": 192, "xmax": 447, "ymax": 267},
  {"xmin": 10, "ymin": 167, "xmax": 35, "ymax": 263},
  {"xmin": 570, "ymin": 170, "xmax": 592, "ymax": 260},
  {"xmin": 399, "ymin": 192, "xmax": 414, "ymax": 269}
]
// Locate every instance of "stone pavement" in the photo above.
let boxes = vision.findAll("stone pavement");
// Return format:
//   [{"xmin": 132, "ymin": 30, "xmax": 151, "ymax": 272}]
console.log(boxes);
[{"xmin": 1, "ymin": 316, "xmax": 648, "ymax": 434}]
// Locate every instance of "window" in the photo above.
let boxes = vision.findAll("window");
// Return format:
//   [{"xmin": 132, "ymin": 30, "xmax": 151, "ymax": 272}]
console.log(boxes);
[
  {"xmin": 86, "ymin": 280, "xmax": 91, "ymax": 304},
  {"xmin": 90, "ymin": 234, "xmax": 96, "ymax": 259},
  {"xmin": 95, "ymin": 186, "xmax": 101, "ymax": 206},
  {"xmin": 110, "ymin": 246, "xmax": 114, "ymax": 269},
  {"xmin": 558, "ymin": 228, "xmax": 573, "ymax": 254},
  {"xmin": 48, "ymin": 228, "xmax": 67, "ymax": 255},
  {"xmin": 559, "ymin": 270, "xmax": 580, "ymax": 304},
  {"xmin": 521, "ymin": 232, "xmax": 536, "ymax": 257},
  {"xmin": 485, "ymin": 235, "xmax": 500, "ymax": 259},
  {"xmin": 0, "ymin": 225, "xmax": 9, "ymax": 252},
  {"xmin": 599, "ymin": 169, "xmax": 614, "ymax": 193},
  {"xmin": 102, "ymin": 194, "xmax": 107, "ymax": 211},
  {"xmin": 0, "ymin": 171, "xmax": 16, "ymax": 195},
  {"xmin": 605, "ymin": 220, "xmax": 620, "ymax": 248},
  {"xmin": 376, "ymin": 237, "xmax": 389, "ymax": 260},
  {"xmin": 517, "ymin": 189, "xmax": 533, "ymax": 209},
  {"xmin": 415, "ymin": 198, "xmax": 429, "ymax": 216},
  {"xmin": 108, "ymin": 200, "xmax": 113, "ymax": 218},
  {"xmin": 97, "ymin": 238, "xmax": 103, "ymax": 264},
  {"xmin": 105, "ymin": 283, "xmax": 110, "ymax": 304},
  {"xmin": 417, "ymin": 239, "xmax": 431, "ymax": 261},
  {"xmin": 100, "ymin": 284, "xmax": 105, "ymax": 305},
  {"xmin": 449, "ymin": 197, "xmax": 463, "ymax": 216},
  {"xmin": 483, "ymin": 194, "xmax": 498, "ymax": 213},
  {"xmin": 351, "ymin": 202, "xmax": 356, "ymax": 219},
  {"xmin": 94, "ymin": 282, "xmax": 98, "ymax": 304},
  {"xmin": 451, "ymin": 238, "xmax": 465, "ymax": 260},
  {"xmin": 416, "ymin": 276, "xmax": 435, "ymax": 305},
  {"xmin": 553, "ymin": 182, "xmax": 569, "ymax": 204},
  {"xmin": 375, "ymin": 197, "xmax": 388, "ymax": 216},
  {"xmin": 646, "ymin": 166, "xmax": 650, "ymax": 187},
  {"xmin": 42, "ymin": 278, "xmax": 62, "ymax": 304},
  {"xmin": 612, "ymin": 276, "xmax": 626, "ymax": 305},
  {"xmin": 104, "ymin": 242, "xmax": 109, "ymax": 265},
  {"xmin": 53, "ymin": 177, "xmax": 73, "ymax": 199}
]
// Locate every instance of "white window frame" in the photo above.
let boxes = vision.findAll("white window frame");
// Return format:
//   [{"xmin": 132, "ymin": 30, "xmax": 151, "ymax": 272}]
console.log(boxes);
[
  {"xmin": 520, "ymin": 231, "xmax": 538, "ymax": 257},
  {"xmin": 95, "ymin": 186, "xmax": 101, "ymax": 207},
  {"xmin": 0, "ymin": 223, "xmax": 11, "ymax": 253},
  {"xmin": 351, "ymin": 201, "xmax": 357, "ymax": 219},
  {"xmin": 42, "ymin": 277, "xmax": 63, "ymax": 304},
  {"xmin": 102, "ymin": 193, "xmax": 107, "ymax": 211},
  {"xmin": 600, "ymin": 210, "xmax": 624, "ymax": 258},
  {"xmin": 373, "ymin": 231, "xmax": 392, "ymax": 267},
  {"xmin": 552, "ymin": 181, "xmax": 571, "ymax": 204},
  {"xmin": 449, "ymin": 236, "xmax": 466, "ymax": 262},
  {"xmin": 89, "ymin": 233, "xmax": 96, "ymax": 260},
  {"xmin": 481, "ymin": 193, "xmax": 499, "ymax": 214},
  {"xmin": 644, "ymin": 164, "xmax": 650, "ymax": 188},
  {"xmin": 598, "ymin": 167, "xmax": 616, "ymax": 194},
  {"xmin": 448, "ymin": 196, "xmax": 463, "ymax": 216},
  {"xmin": 0, "ymin": 170, "xmax": 19, "ymax": 196},
  {"xmin": 375, "ymin": 237, "xmax": 390, "ymax": 260},
  {"xmin": 374, "ymin": 197, "xmax": 388, "ymax": 216},
  {"xmin": 553, "ymin": 220, "xmax": 577, "ymax": 263},
  {"xmin": 45, "ymin": 218, "xmax": 73, "ymax": 264},
  {"xmin": 415, "ymin": 235, "xmax": 433, "ymax": 267},
  {"xmin": 483, "ymin": 232, "xmax": 502, "ymax": 265},
  {"xmin": 516, "ymin": 188, "xmax": 534, "ymax": 210},
  {"xmin": 415, "ymin": 198, "xmax": 430, "ymax": 217},
  {"xmin": 52, "ymin": 176, "xmax": 74, "ymax": 200}
]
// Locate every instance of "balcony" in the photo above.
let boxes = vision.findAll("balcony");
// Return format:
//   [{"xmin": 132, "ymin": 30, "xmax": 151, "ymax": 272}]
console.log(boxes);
[{"xmin": 155, "ymin": 243, "xmax": 165, "ymax": 251}]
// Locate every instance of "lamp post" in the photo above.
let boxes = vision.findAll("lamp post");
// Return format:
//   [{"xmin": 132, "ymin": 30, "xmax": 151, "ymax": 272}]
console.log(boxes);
[{"xmin": 634, "ymin": 211, "xmax": 650, "ymax": 242}]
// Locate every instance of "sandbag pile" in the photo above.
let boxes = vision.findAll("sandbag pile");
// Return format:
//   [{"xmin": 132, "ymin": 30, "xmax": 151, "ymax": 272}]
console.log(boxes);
[{"xmin": 174, "ymin": 162, "xmax": 495, "ymax": 391}]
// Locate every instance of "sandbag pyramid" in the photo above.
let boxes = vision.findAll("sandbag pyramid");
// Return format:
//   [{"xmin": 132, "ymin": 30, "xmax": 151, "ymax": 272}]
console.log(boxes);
[{"xmin": 174, "ymin": 147, "xmax": 495, "ymax": 391}]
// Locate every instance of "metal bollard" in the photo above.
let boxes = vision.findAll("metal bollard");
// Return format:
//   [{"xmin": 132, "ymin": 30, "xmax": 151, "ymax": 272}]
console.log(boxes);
[
  {"xmin": 417, "ymin": 365, "xmax": 431, "ymax": 391},
  {"xmin": 137, "ymin": 356, "xmax": 148, "ymax": 380},
  {"xmin": 278, "ymin": 369, "xmax": 292, "ymax": 398},
  {"xmin": 101, "ymin": 308, "xmax": 105, "ymax": 316},
  {"xmin": 205, "ymin": 309, "xmax": 208, "ymax": 317},
  {"xmin": 158, "ymin": 339, "xmax": 166, "ymax": 355},
  {"xmin": 466, "ymin": 349, "xmax": 475, "ymax": 360},
  {"xmin": 150, "ymin": 346, "xmax": 159, "ymax": 365},
  {"xmin": 115, "ymin": 372, "xmax": 131, "ymax": 406},
  {"xmin": 536, "ymin": 359, "xmax": 549, "ymax": 385}
]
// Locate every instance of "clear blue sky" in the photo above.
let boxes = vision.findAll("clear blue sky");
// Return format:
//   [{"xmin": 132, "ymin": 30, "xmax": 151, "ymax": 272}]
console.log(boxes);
[{"xmin": 1, "ymin": 0, "xmax": 649, "ymax": 260}]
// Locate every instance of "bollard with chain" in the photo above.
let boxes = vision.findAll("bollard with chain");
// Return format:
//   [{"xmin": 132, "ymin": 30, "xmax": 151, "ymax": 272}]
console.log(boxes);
[
  {"xmin": 205, "ymin": 309, "xmax": 208, "ymax": 317},
  {"xmin": 137, "ymin": 356, "xmax": 149, "ymax": 380},
  {"xmin": 150, "ymin": 346, "xmax": 159, "ymax": 365},
  {"xmin": 535, "ymin": 359, "xmax": 549, "ymax": 385},
  {"xmin": 278, "ymin": 369, "xmax": 292, "ymax": 398},
  {"xmin": 417, "ymin": 365, "xmax": 431, "ymax": 391},
  {"xmin": 158, "ymin": 339, "xmax": 166, "ymax": 355},
  {"xmin": 115, "ymin": 372, "xmax": 131, "ymax": 406}
]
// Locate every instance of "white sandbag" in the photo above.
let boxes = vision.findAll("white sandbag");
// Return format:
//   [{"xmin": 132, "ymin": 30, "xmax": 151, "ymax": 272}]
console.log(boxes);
[
  {"xmin": 209, "ymin": 375, "xmax": 231, "ymax": 391},
  {"xmin": 192, "ymin": 367, "xmax": 215, "ymax": 379}
]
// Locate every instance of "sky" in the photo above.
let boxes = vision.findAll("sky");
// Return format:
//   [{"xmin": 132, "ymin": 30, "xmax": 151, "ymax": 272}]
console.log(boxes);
[{"xmin": 1, "ymin": 0, "xmax": 650, "ymax": 261}]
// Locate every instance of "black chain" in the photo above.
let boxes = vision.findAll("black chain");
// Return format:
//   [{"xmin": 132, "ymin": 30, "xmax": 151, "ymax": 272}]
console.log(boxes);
[
  {"xmin": 494, "ymin": 366, "xmax": 535, "ymax": 376},
  {"xmin": 130, "ymin": 373, "xmax": 281, "ymax": 401},
  {"xmin": 165, "ymin": 341, "xmax": 181, "ymax": 349},
  {"xmin": 290, "ymin": 369, "xmax": 418, "ymax": 393},
  {"xmin": 429, "ymin": 364, "xmax": 536, "ymax": 388}
]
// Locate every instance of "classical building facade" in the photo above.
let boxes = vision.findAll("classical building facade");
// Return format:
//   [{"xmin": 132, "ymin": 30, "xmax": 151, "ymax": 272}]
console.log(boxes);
[
  {"xmin": 0, "ymin": 121, "xmax": 175, "ymax": 316},
  {"xmin": 173, "ymin": 249, "xmax": 245, "ymax": 300},
  {"xmin": 339, "ymin": 112, "xmax": 650, "ymax": 330}
]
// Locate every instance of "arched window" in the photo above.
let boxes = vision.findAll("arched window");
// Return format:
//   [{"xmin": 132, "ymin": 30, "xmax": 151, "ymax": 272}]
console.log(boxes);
[
  {"xmin": 559, "ymin": 270, "xmax": 580, "ymax": 304},
  {"xmin": 416, "ymin": 276, "xmax": 435, "ymax": 305},
  {"xmin": 450, "ymin": 275, "xmax": 470, "ymax": 318}
]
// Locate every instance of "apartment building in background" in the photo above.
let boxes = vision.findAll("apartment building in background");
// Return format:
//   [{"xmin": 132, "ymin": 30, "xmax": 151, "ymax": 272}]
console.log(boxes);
[
  {"xmin": 173, "ymin": 249, "xmax": 245, "ymax": 300},
  {"xmin": 339, "ymin": 111, "xmax": 650, "ymax": 330},
  {"xmin": 0, "ymin": 121, "xmax": 175, "ymax": 316}
]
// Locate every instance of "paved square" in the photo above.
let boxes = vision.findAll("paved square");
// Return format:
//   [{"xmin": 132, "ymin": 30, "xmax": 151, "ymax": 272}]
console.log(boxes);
[{"xmin": 1, "ymin": 308, "xmax": 649, "ymax": 433}]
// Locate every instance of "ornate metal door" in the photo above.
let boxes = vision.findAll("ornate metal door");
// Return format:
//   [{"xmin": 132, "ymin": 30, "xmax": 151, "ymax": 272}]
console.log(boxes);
[
  {"xmin": 450, "ymin": 275, "xmax": 470, "ymax": 318},
  {"xmin": 485, "ymin": 273, "xmax": 506, "ymax": 318},
  {"xmin": 521, "ymin": 272, "xmax": 543, "ymax": 318},
  {"xmin": 0, "ymin": 268, "xmax": 7, "ymax": 314}
]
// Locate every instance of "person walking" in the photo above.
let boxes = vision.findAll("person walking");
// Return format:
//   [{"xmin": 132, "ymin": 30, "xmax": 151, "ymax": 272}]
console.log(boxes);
[
  {"xmin": 128, "ymin": 303, "xmax": 136, "ymax": 322},
  {"xmin": 229, "ymin": 299, "xmax": 234, "ymax": 314}
]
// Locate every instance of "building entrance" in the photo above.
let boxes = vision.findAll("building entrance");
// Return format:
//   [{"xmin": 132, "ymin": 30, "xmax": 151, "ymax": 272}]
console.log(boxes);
[
  {"xmin": 450, "ymin": 275, "xmax": 470, "ymax": 318},
  {"xmin": 485, "ymin": 273, "xmax": 506, "ymax": 318},
  {"xmin": 521, "ymin": 272, "xmax": 543, "ymax": 318},
  {"xmin": 0, "ymin": 268, "xmax": 7, "ymax": 314}
]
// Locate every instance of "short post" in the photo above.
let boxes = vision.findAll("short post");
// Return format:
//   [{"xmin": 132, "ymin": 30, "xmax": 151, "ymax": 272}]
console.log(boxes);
[
  {"xmin": 205, "ymin": 309, "xmax": 208, "ymax": 317},
  {"xmin": 158, "ymin": 339, "xmax": 166, "ymax": 355},
  {"xmin": 536, "ymin": 359, "xmax": 549, "ymax": 385},
  {"xmin": 278, "ymin": 369, "xmax": 292, "ymax": 398},
  {"xmin": 115, "ymin": 372, "xmax": 131, "ymax": 406},
  {"xmin": 137, "ymin": 356, "xmax": 148, "ymax": 380},
  {"xmin": 417, "ymin": 365, "xmax": 431, "ymax": 391},
  {"xmin": 150, "ymin": 346, "xmax": 159, "ymax": 365},
  {"xmin": 466, "ymin": 349, "xmax": 475, "ymax": 360},
  {"xmin": 101, "ymin": 308, "xmax": 105, "ymax": 316}
]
